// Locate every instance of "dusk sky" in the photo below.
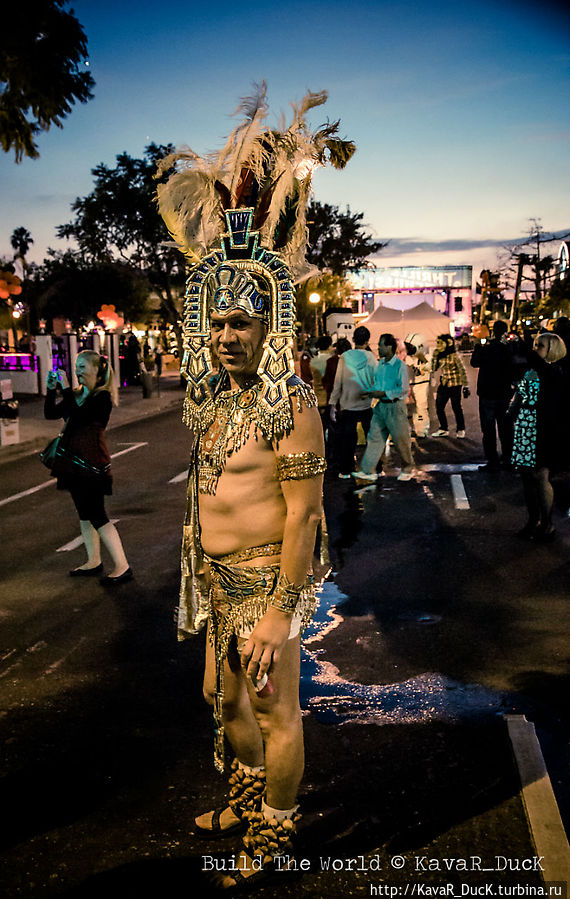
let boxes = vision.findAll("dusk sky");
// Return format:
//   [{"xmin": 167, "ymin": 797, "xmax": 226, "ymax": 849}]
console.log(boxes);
[{"xmin": 2, "ymin": 0, "xmax": 569, "ymax": 278}]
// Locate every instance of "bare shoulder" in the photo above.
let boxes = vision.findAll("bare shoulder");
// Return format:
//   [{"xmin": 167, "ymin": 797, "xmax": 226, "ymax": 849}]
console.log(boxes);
[{"xmin": 274, "ymin": 380, "xmax": 324, "ymax": 456}]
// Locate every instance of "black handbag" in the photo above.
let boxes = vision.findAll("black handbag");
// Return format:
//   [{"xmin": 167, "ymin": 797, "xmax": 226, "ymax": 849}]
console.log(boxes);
[
  {"xmin": 39, "ymin": 419, "xmax": 110, "ymax": 477},
  {"xmin": 39, "ymin": 431, "xmax": 64, "ymax": 469}
]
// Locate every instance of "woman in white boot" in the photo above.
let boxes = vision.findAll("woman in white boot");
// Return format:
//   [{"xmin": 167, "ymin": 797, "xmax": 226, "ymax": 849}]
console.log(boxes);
[{"xmin": 44, "ymin": 350, "xmax": 132, "ymax": 584}]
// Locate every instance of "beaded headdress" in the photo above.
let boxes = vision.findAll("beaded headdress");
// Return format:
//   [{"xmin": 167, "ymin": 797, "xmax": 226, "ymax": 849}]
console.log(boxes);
[{"xmin": 155, "ymin": 82, "xmax": 355, "ymax": 433}]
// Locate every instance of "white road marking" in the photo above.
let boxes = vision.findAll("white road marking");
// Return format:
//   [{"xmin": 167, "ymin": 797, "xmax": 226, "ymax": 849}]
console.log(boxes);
[
  {"xmin": 0, "ymin": 443, "xmax": 148, "ymax": 509},
  {"xmin": 450, "ymin": 474, "xmax": 470, "ymax": 510},
  {"xmin": 56, "ymin": 520, "xmax": 119, "ymax": 552},
  {"xmin": 110, "ymin": 442, "xmax": 148, "ymax": 459},
  {"xmin": 169, "ymin": 470, "xmax": 188, "ymax": 484},
  {"xmin": 0, "ymin": 640, "xmax": 48, "ymax": 679},
  {"xmin": 44, "ymin": 637, "xmax": 88, "ymax": 676},
  {"xmin": 0, "ymin": 479, "xmax": 56, "ymax": 508}
]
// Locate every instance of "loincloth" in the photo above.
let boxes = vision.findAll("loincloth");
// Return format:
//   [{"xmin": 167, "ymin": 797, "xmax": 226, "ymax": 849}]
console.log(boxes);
[{"xmin": 203, "ymin": 541, "xmax": 317, "ymax": 772}]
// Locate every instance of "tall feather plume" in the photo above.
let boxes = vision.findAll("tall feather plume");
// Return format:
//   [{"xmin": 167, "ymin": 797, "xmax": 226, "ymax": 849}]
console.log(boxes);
[
  {"xmin": 253, "ymin": 173, "xmax": 283, "ymax": 230},
  {"xmin": 155, "ymin": 84, "xmax": 355, "ymax": 277},
  {"xmin": 155, "ymin": 146, "xmax": 226, "ymax": 260},
  {"xmin": 234, "ymin": 167, "xmax": 257, "ymax": 208},
  {"xmin": 222, "ymin": 81, "xmax": 271, "ymax": 201}
]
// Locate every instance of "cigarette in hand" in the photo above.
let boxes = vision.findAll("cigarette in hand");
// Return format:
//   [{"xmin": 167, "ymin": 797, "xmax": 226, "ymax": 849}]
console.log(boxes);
[{"xmin": 254, "ymin": 674, "xmax": 274, "ymax": 697}]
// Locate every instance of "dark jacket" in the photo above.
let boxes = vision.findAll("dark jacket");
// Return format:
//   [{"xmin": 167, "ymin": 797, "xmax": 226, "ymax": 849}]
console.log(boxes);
[
  {"xmin": 470, "ymin": 339, "xmax": 514, "ymax": 400},
  {"xmin": 516, "ymin": 351, "xmax": 570, "ymax": 472},
  {"xmin": 44, "ymin": 387, "xmax": 113, "ymax": 491}
]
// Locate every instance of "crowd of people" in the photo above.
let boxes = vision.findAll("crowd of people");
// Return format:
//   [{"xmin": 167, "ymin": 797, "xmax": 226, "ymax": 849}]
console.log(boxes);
[{"xmin": 301, "ymin": 318, "xmax": 570, "ymax": 539}]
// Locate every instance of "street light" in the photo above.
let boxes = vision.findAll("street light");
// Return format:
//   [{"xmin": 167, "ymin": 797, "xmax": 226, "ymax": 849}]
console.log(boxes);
[{"xmin": 309, "ymin": 292, "xmax": 321, "ymax": 337}]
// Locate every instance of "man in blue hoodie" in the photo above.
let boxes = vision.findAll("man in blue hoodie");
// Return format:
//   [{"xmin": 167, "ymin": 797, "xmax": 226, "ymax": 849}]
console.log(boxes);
[
  {"xmin": 353, "ymin": 332, "xmax": 415, "ymax": 482},
  {"xmin": 329, "ymin": 325, "xmax": 378, "ymax": 478}
]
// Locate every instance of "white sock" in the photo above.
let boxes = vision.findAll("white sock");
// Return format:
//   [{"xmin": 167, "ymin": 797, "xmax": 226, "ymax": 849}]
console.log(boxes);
[
  {"xmin": 262, "ymin": 799, "xmax": 299, "ymax": 821},
  {"xmin": 97, "ymin": 521, "xmax": 129, "ymax": 574},
  {"xmin": 79, "ymin": 520, "xmax": 101, "ymax": 566}
]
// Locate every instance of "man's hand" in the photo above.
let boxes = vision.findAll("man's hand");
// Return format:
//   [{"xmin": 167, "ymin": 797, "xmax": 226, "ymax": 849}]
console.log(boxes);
[
  {"xmin": 240, "ymin": 606, "xmax": 292, "ymax": 687},
  {"xmin": 329, "ymin": 404, "xmax": 337, "ymax": 423}
]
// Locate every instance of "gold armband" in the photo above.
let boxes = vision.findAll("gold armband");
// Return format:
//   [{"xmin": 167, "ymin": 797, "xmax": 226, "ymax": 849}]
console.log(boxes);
[
  {"xmin": 269, "ymin": 572, "xmax": 303, "ymax": 614},
  {"xmin": 276, "ymin": 452, "xmax": 326, "ymax": 481}
]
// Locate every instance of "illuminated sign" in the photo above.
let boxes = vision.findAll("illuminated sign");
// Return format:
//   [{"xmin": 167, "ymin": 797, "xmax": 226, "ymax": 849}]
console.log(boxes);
[{"xmin": 351, "ymin": 265, "xmax": 472, "ymax": 290}]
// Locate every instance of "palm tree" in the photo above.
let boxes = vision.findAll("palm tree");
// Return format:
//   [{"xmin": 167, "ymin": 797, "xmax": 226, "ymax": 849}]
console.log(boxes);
[{"xmin": 10, "ymin": 227, "xmax": 34, "ymax": 259}]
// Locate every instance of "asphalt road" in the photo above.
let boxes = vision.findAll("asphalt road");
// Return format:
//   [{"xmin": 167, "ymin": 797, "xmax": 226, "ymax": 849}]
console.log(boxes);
[{"xmin": 0, "ymin": 385, "xmax": 568, "ymax": 897}]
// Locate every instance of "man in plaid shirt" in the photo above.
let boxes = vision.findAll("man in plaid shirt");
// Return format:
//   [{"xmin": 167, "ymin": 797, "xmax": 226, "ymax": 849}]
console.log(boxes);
[{"xmin": 431, "ymin": 334, "xmax": 470, "ymax": 438}]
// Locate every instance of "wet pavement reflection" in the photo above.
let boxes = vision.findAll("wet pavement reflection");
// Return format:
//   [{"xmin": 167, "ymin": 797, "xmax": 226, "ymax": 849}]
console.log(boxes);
[{"xmin": 300, "ymin": 580, "xmax": 513, "ymax": 724}]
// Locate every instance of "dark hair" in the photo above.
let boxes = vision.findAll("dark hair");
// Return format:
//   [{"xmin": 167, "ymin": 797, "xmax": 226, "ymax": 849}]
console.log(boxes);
[
  {"xmin": 97, "ymin": 355, "xmax": 109, "ymax": 385},
  {"xmin": 553, "ymin": 316, "xmax": 570, "ymax": 337},
  {"xmin": 492, "ymin": 320, "xmax": 508, "ymax": 338},
  {"xmin": 353, "ymin": 325, "xmax": 370, "ymax": 347},
  {"xmin": 379, "ymin": 333, "xmax": 397, "ymax": 353},
  {"xmin": 335, "ymin": 338, "xmax": 351, "ymax": 354},
  {"xmin": 316, "ymin": 335, "xmax": 333, "ymax": 351}
]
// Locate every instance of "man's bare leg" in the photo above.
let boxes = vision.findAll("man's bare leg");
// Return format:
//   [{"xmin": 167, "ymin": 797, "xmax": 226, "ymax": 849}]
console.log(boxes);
[
  {"xmin": 195, "ymin": 629, "xmax": 264, "ymax": 833},
  {"xmin": 245, "ymin": 634, "xmax": 303, "ymax": 809},
  {"xmin": 213, "ymin": 635, "xmax": 304, "ymax": 888}
]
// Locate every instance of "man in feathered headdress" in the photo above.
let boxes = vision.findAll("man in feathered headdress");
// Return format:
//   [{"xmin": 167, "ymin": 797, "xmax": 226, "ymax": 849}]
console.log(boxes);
[{"xmin": 156, "ymin": 83, "xmax": 354, "ymax": 889}]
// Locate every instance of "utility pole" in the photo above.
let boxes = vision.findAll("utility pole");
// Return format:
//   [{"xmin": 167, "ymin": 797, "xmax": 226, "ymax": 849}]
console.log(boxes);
[
  {"xmin": 479, "ymin": 270, "xmax": 501, "ymax": 323},
  {"xmin": 509, "ymin": 253, "xmax": 528, "ymax": 328}
]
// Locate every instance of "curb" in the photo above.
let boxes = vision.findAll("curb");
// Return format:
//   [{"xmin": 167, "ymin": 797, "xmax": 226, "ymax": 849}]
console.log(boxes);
[
  {"xmin": 0, "ymin": 395, "xmax": 184, "ymax": 467},
  {"xmin": 504, "ymin": 714, "xmax": 570, "ymax": 884}
]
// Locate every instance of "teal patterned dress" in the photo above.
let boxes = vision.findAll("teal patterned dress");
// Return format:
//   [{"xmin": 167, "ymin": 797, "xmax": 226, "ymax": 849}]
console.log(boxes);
[{"xmin": 511, "ymin": 369, "xmax": 540, "ymax": 469}]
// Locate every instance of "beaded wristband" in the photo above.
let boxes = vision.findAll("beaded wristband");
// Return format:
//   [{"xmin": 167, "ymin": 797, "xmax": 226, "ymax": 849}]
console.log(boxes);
[{"xmin": 269, "ymin": 572, "xmax": 303, "ymax": 614}]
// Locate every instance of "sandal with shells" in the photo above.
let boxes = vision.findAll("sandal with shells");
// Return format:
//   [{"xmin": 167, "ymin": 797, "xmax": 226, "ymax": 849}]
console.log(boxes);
[
  {"xmin": 193, "ymin": 806, "xmax": 246, "ymax": 839},
  {"xmin": 193, "ymin": 759, "xmax": 266, "ymax": 840},
  {"xmin": 210, "ymin": 809, "xmax": 301, "ymax": 890}
]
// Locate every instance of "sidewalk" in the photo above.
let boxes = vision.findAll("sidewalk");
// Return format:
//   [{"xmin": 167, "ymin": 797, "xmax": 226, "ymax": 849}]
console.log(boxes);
[{"xmin": 0, "ymin": 372, "xmax": 186, "ymax": 466}]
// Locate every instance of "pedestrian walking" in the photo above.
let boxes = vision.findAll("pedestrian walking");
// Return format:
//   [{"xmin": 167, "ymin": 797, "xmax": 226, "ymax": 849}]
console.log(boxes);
[
  {"xmin": 322, "ymin": 338, "xmax": 350, "ymax": 403},
  {"xmin": 352, "ymin": 332, "xmax": 415, "ymax": 482},
  {"xmin": 431, "ymin": 334, "xmax": 469, "ymax": 438},
  {"xmin": 154, "ymin": 345, "xmax": 163, "ymax": 376},
  {"xmin": 404, "ymin": 332, "xmax": 432, "ymax": 438},
  {"xmin": 310, "ymin": 335, "xmax": 334, "ymax": 443},
  {"xmin": 511, "ymin": 331, "xmax": 568, "ymax": 541},
  {"xmin": 44, "ymin": 351, "xmax": 132, "ymax": 583},
  {"xmin": 329, "ymin": 326, "xmax": 377, "ymax": 479},
  {"xmin": 322, "ymin": 338, "xmax": 351, "ymax": 468},
  {"xmin": 470, "ymin": 320, "xmax": 514, "ymax": 470}
]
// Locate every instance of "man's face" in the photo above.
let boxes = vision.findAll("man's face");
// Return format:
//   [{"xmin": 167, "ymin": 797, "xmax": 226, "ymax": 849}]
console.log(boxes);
[
  {"xmin": 210, "ymin": 310, "xmax": 266, "ymax": 379},
  {"xmin": 378, "ymin": 338, "xmax": 393, "ymax": 359}
]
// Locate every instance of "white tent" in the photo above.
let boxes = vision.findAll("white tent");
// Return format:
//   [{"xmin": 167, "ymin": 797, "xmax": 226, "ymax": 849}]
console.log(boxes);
[{"xmin": 361, "ymin": 301, "xmax": 452, "ymax": 351}]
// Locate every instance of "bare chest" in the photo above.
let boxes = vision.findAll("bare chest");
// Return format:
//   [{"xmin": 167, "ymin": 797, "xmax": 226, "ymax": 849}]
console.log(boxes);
[{"xmin": 198, "ymin": 410, "xmax": 276, "ymax": 495}]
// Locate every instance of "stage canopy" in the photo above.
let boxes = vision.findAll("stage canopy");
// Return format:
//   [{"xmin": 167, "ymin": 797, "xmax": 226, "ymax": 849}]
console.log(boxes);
[{"xmin": 361, "ymin": 301, "xmax": 452, "ymax": 351}]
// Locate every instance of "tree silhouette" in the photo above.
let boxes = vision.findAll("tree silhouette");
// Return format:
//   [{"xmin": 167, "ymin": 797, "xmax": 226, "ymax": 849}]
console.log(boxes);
[
  {"xmin": 500, "ymin": 219, "xmax": 569, "ymax": 325},
  {"xmin": 10, "ymin": 227, "xmax": 34, "ymax": 258},
  {"xmin": 306, "ymin": 201, "xmax": 386, "ymax": 277},
  {"xmin": 1, "ymin": 1, "xmax": 94, "ymax": 162},
  {"xmin": 29, "ymin": 251, "xmax": 150, "ymax": 325},
  {"xmin": 57, "ymin": 144, "xmax": 186, "ymax": 341}
]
